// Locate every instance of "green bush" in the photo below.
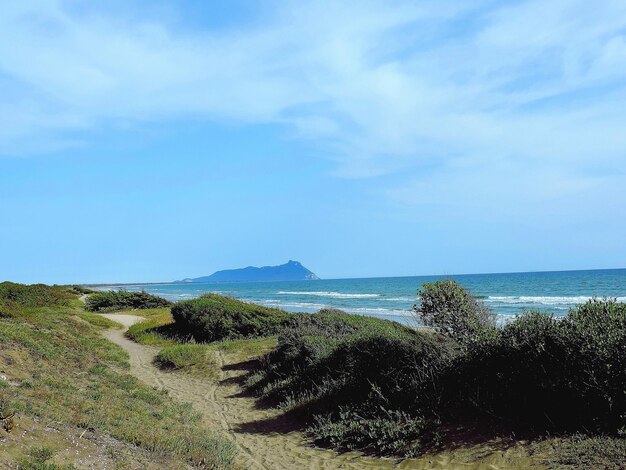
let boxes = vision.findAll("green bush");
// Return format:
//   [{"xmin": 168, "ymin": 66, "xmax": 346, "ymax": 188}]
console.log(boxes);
[
  {"xmin": 84, "ymin": 290, "xmax": 171, "ymax": 312},
  {"xmin": 310, "ymin": 405, "xmax": 436, "ymax": 457},
  {"xmin": 0, "ymin": 282, "xmax": 75, "ymax": 309},
  {"xmin": 317, "ymin": 307, "xmax": 348, "ymax": 315},
  {"xmin": 450, "ymin": 299, "xmax": 626, "ymax": 433},
  {"xmin": 171, "ymin": 294, "xmax": 292, "ymax": 342},
  {"xmin": 68, "ymin": 285, "xmax": 96, "ymax": 295},
  {"xmin": 248, "ymin": 310, "xmax": 453, "ymax": 456},
  {"xmin": 247, "ymin": 279, "xmax": 626, "ymax": 457},
  {"xmin": 415, "ymin": 279, "xmax": 496, "ymax": 344},
  {"xmin": 257, "ymin": 313, "xmax": 431, "ymax": 401},
  {"xmin": 162, "ymin": 285, "xmax": 626, "ymax": 457}
]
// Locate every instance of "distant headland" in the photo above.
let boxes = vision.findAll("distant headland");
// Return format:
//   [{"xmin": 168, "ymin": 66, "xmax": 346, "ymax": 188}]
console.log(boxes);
[{"xmin": 178, "ymin": 260, "xmax": 319, "ymax": 283}]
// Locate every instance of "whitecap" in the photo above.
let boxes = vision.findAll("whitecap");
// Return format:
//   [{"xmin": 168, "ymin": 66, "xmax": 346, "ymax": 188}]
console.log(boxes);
[
  {"xmin": 276, "ymin": 291, "xmax": 380, "ymax": 298},
  {"xmin": 485, "ymin": 295, "xmax": 626, "ymax": 305}
]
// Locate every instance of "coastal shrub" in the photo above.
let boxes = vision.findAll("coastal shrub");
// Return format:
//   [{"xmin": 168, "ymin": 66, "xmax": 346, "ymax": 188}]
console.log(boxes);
[
  {"xmin": 561, "ymin": 298, "xmax": 626, "ymax": 431},
  {"xmin": 171, "ymin": 294, "xmax": 292, "ymax": 342},
  {"xmin": 261, "ymin": 327, "xmax": 451, "ymax": 410},
  {"xmin": 248, "ymin": 279, "xmax": 626, "ymax": 456},
  {"xmin": 441, "ymin": 298, "xmax": 626, "ymax": 433},
  {"xmin": 0, "ymin": 282, "xmax": 74, "ymax": 309},
  {"xmin": 249, "ymin": 310, "xmax": 454, "ymax": 456},
  {"xmin": 68, "ymin": 285, "xmax": 96, "ymax": 295},
  {"xmin": 84, "ymin": 290, "xmax": 171, "ymax": 312},
  {"xmin": 309, "ymin": 405, "xmax": 437, "ymax": 457},
  {"xmin": 256, "ymin": 312, "xmax": 422, "ymax": 395},
  {"xmin": 317, "ymin": 307, "xmax": 348, "ymax": 315},
  {"xmin": 444, "ymin": 311, "xmax": 564, "ymax": 426},
  {"xmin": 414, "ymin": 279, "xmax": 496, "ymax": 344}
]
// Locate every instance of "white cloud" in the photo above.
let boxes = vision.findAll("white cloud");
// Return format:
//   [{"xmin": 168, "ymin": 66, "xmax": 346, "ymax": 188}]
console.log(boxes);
[{"xmin": 0, "ymin": 0, "xmax": 625, "ymax": 191}]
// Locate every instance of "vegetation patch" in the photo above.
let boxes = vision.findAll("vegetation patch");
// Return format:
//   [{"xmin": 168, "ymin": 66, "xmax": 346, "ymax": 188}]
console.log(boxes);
[
  {"xmin": 123, "ymin": 308, "xmax": 188, "ymax": 345},
  {"xmin": 1, "ymin": 389, "xmax": 16, "ymax": 433},
  {"xmin": 242, "ymin": 280, "xmax": 626, "ymax": 459},
  {"xmin": 445, "ymin": 298, "xmax": 626, "ymax": 433},
  {"xmin": 0, "ymin": 282, "xmax": 76, "ymax": 312},
  {"xmin": 316, "ymin": 307, "xmax": 348, "ymax": 315},
  {"xmin": 76, "ymin": 312, "xmax": 122, "ymax": 329},
  {"xmin": 84, "ymin": 290, "xmax": 171, "ymax": 312},
  {"xmin": 0, "ymin": 297, "xmax": 235, "ymax": 468},
  {"xmin": 18, "ymin": 446, "xmax": 77, "ymax": 470},
  {"xmin": 250, "ymin": 312, "xmax": 451, "ymax": 456},
  {"xmin": 113, "ymin": 282, "xmax": 626, "ymax": 464},
  {"xmin": 415, "ymin": 279, "xmax": 496, "ymax": 344},
  {"xmin": 155, "ymin": 344, "xmax": 217, "ymax": 377},
  {"xmin": 211, "ymin": 337, "xmax": 277, "ymax": 361},
  {"xmin": 171, "ymin": 293, "xmax": 292, "ymax": 342},
  {"xmin": 67, "ymin": 285, "xmax": 97, "ymax": 295},
  {"xmin": 529, "ymin": 434, "xmax": 626, "ymax": 469}
]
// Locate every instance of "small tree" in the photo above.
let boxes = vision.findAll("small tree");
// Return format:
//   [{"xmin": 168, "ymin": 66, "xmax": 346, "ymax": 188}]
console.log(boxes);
[{"xmin": 414, "ymin": 279, "xmax": 496, "ymax": 344}]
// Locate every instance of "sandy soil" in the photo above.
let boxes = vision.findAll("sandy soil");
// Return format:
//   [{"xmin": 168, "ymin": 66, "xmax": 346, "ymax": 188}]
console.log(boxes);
[{"xmin": 101, "ymin": 314, "xmax": 535, "ymax": 470}]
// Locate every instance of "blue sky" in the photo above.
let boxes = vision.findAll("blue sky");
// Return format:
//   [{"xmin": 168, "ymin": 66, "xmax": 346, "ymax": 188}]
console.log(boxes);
[{"xmin": 1, "ymin": 0, "xmax": 626, "ymax": 284}]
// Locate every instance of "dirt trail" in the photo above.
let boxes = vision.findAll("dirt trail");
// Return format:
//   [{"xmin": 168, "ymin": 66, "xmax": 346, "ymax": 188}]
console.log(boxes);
[
  {"xmin": 100, "ymin": 314, "xmax": 417, "ymax": 469},
  {"xmin": 100, "ymin": 315, "xmax": 529, "ymax": 470}
]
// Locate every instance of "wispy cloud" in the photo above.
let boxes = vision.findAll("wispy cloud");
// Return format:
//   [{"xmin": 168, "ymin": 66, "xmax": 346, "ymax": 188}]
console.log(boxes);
[{"xmin": 1, "ymin": 0, "xmax": 625, "ymax": 187}]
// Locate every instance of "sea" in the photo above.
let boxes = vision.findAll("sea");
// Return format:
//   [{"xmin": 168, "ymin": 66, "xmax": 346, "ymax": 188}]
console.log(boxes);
[{"xmin": 101, "ymin": 268, "xmax": 626, "ymax": 325}]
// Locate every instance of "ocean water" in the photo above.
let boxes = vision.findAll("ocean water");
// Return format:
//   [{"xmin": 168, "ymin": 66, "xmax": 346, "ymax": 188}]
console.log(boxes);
[{"xmin": 106, "ymin": 268, "xmax": 626, "ymax": 325}]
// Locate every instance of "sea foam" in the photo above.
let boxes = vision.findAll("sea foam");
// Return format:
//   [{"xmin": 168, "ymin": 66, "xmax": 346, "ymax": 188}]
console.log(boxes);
[
  {"xmin": 277, "ymin": 291, "xmax": 380, "ymax": 299},
  {"xmin": 485, "ymin": 295, "xmax": 626, "ymax": 305}
]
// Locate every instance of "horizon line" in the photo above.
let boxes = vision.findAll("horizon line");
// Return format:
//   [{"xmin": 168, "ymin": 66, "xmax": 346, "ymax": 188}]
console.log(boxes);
[{"xmin": 80, "ymin": 266, "xmax": 626, "ymax": 287}]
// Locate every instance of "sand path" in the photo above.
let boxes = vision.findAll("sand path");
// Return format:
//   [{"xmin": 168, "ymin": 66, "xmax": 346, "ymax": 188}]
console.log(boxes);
[{"xmin": 100, "ymin": 314, "xmax": 422, "ymax": 470}]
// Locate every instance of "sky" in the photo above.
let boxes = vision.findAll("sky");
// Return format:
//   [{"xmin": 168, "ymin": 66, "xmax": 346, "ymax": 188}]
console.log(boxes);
[{"xmin": 1, "ymin": 0, "xmax": 626, "ymax": 284}]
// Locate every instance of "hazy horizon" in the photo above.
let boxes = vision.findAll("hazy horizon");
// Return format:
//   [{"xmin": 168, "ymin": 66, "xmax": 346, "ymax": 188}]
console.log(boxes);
[{"xmin": 85, "ymin": 265, "xmax": 626, "ymax": 288}]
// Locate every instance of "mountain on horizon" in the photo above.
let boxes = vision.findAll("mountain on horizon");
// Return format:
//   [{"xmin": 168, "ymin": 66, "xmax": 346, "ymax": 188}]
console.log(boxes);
[{"xmin": 179, "ymin": 260, "xmax": 320, "ymax": 283}]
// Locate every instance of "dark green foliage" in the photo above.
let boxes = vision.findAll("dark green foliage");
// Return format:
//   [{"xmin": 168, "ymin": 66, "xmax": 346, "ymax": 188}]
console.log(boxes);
[
  {"xmin": 254, "ymin": 312, "xmax": 422, "ymax": 394},
  {"xmin": 27, "ymin": 446, "xmax": 55, "ymax": 464},
  {"xmin": 84, "ymin": 290, "xmax": 171, "ymax": 312},
  {"xmin": 249, "ymin": 310, "xmax": 453, "ymax": 456},
  {"xmin": 415, "ymin": 279, "xmax": 496, "ymax": 343},
  {"xmin": 165, "ymin": 286, "xmax": 626, "ymax": 458},
  {"xmin": 169, "ymin": 293, "xmax": 446, "ymax": 455},
  {"xmin": 310, "ymin": 405, "xmax": 437, "ymax": 457},
  {"xmin": 0, "ymin": 282, "xmax": 75, "ymax": 310},
  {"xmin": 452, "ymin": 299, "xmax": 626, "ymax": 433},
  {"xmin": 171, "ymin": 294, "xmax": 292, "ymax": 342},
  {"xmin": 168, "ymin": 292, "xmax": 450, "ymax": 455},
  {"xmin": 246, "ymin": 278, "xmax": 626, "ymax": 457},
  {"xmin": 258, "ymin": 315, "xmax": 446, "ymax": 407}
]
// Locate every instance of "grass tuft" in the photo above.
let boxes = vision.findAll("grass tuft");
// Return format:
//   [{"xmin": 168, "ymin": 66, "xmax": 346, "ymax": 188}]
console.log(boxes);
[
  {"xmin": 155, "ymin": 344, "xmax": 217, "ymax": 375},
  {"xmin": 77, "ymin": 312, "xmax": 122, "ymax": 329}
]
